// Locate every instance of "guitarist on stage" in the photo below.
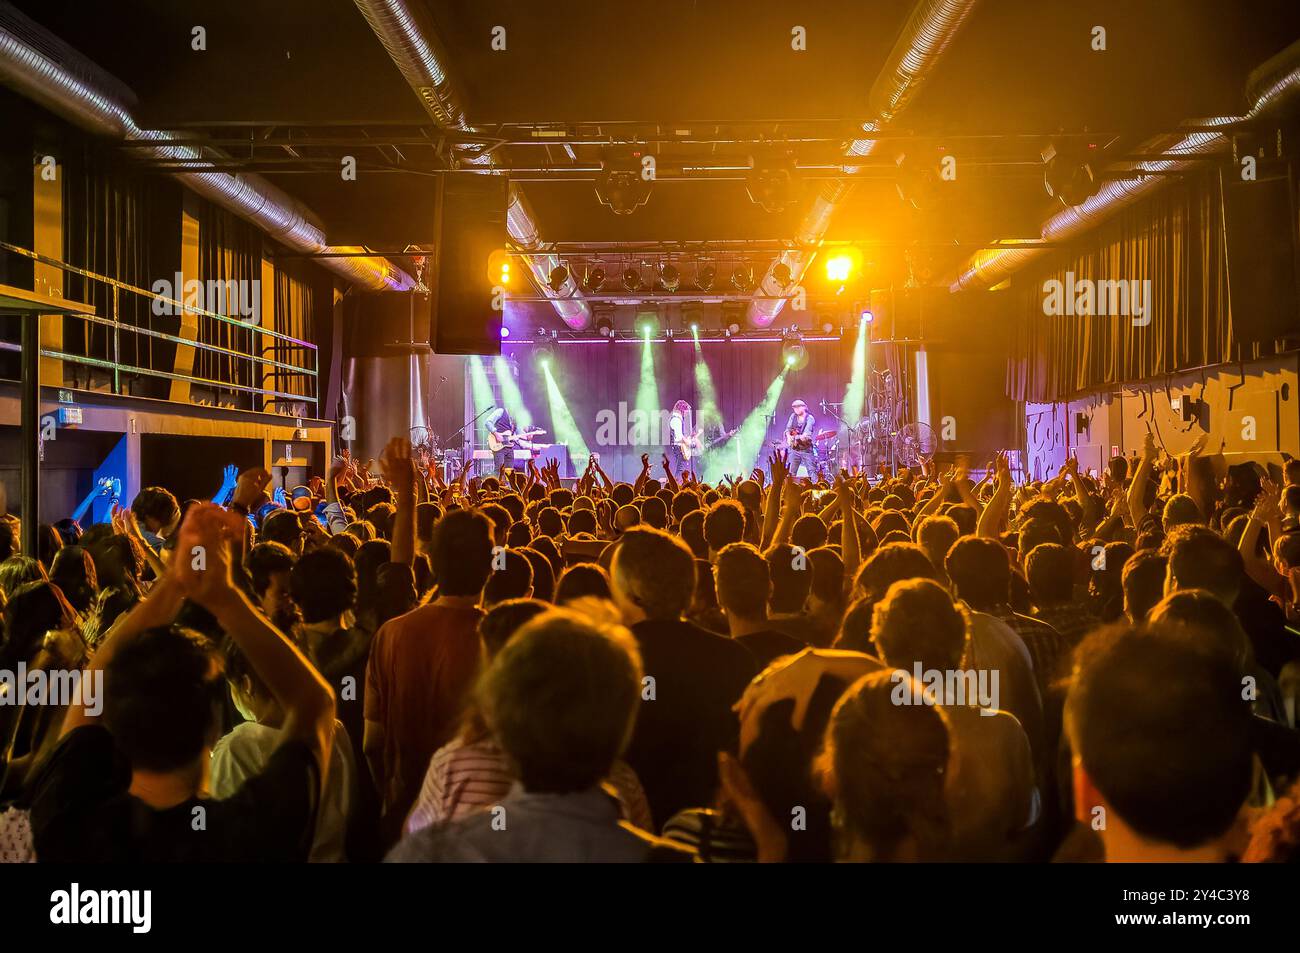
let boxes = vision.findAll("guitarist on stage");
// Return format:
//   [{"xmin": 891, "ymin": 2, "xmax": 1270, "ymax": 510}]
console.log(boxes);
[
  {"xmin": 784, "ymin": 398, "xmax": 817, "ymax": 479},
  {"xmin": 484, "ymin": 405, "xmax": 517, "ymax": 473},
  {"xmin": 667, "ymin": 399, "xmax": 701, "ymax": 478}
]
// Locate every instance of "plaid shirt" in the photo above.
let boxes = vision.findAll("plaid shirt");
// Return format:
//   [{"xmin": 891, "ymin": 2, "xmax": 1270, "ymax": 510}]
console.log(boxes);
[
  {"xmin": 994, "ymin": 607, "xmax": 1073, "ymax": 697},
  {"xmin": 1032, "ymin": 603, "xmax": 1101, "ymax": 649}
]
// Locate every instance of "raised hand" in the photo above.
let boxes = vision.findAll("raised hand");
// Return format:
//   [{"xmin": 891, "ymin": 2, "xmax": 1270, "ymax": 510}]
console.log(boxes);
[
  {"xmin": 781, "ymin": 475, "xmax": 802, "ymax": 516},
  {"xmin": 379, "ymin": 436, "xmax": 419, "ymax": 496},
  {"xmin": 995, "ymin": 451, "xmax": 1011, "ymax": 487},
  {"xmin": 173, "ymin": 503, "xmax": 245, "ymax": 608}
]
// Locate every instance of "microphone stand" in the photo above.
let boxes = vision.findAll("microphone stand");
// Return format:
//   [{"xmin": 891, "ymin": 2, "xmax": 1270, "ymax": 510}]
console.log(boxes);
[{"xmin": 442, "ymin": 406, "xmax": 494, "ymax": 482}]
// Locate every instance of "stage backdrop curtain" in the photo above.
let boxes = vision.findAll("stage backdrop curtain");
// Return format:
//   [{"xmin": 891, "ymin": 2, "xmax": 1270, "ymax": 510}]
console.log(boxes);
[
  {"xmin": 62, "ymin": 145, "xmax": 182, "ymax": 399},
  {"xmin": 1006, "ymin": 169, "xmax": 1285, "ymax": 404},
  {"xmin": 196, "ymin": 202, "xmax": 262, "ymax": 408},
  {"xmin": 497, "ymin": 337, "xmax": 863, "ymax": 483},
  {"xmin": 272, "ymin": 260, "xmax": 316, "ymax": 412}
]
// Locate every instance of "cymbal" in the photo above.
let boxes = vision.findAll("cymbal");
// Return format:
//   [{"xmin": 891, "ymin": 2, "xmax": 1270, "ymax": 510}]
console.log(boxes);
[{"xmin": 815, "ymin": 430, "xmax": 837, "ymax": 440}]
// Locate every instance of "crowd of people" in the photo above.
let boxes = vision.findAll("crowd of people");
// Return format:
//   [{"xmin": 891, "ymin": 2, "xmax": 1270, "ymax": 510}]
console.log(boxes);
[{"xmin": 2, "ymin": 430, "xmax": 1300, "ymax": 863}]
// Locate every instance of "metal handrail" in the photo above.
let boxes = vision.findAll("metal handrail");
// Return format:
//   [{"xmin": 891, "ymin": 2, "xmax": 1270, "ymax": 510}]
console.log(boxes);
[
  {"xmin": 0, "ymin": 340, "xmax": 314, "ymax": 404},
  {"xmin": 0, "ymin": 240, "xmax": 318, "ymax": 413}
]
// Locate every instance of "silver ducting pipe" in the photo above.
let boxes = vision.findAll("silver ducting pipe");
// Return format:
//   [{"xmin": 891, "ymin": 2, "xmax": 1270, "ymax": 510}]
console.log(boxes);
[
  {"xmin": 0, "ymin": 2, "xmax": 412, "ymax": 291},
  {"xmin": 354, "ymin": 0, "xmax": 591, "ymax": 328},
  {"xmin": 748, "ymin": 0, "xmax": 980, "ymax": 326},
  {"xmin": 949, "ymin": 39, "xmax": 1300, "ymax": 291}
]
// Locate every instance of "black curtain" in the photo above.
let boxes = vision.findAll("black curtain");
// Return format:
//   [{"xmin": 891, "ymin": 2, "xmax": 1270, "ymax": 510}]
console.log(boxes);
[
  {"xmin": 196, "ymin": 202, "xmax": 262, "ymax": 407},
  {"xmin": 63, "ymin": 145, "xmax": 181, "ymax": 398},
  {"xmin": 1006, "ymin": 169, "xmax": 1289, "ymax": 403},
  {"xmin": 272, "ymin": 259, "xmax": 321, "ymax": 412}
]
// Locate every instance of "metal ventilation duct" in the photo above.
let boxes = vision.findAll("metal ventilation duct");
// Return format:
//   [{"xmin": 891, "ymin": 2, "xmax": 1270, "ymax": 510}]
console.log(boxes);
[
  {"xmin": 948, "ymin": 39, "xmax": 1300, "ymax": 292},
  {"xmin": 353, "ymin": 0, "xmax": 592, "ymax": 329},
  {"xmin": 747, "ymin": 0, "xmax": 980, "ymax": 327},
  {"xmin": 0, "ymin": 2, "xmax": 413, "ymax": 291}
]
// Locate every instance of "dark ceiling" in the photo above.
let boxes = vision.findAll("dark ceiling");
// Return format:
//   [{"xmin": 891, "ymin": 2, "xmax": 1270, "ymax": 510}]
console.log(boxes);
[{"xmin": 12, "ymin": 0, "xmax": 1300, "ymax": 298}]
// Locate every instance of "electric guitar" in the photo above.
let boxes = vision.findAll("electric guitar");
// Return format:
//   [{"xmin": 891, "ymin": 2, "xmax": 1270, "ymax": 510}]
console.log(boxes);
[
  {"xmin": 676, "ymin": 427, "xmax": 703, "ymax": 461},
  {"xmin": 487, "ymin": 427, "xmax": 546, "ymax": 453},
  {"xmin": 704, "ymin": 427, "xmax": 739, "ymax": 451}
]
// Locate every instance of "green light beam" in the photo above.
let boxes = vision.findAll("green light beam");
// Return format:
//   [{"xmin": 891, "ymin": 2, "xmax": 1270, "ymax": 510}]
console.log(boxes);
[
  {"xmin": 542, "ymin": 362, "xmax": 591, "ymax": 470},
  {"xmin": 634, "ymin": 329, "xmax": 660, "ymax": 452},
  {"xmin": 841, "ymin": 316, "xmax": 869, "ymax": 426},
  {"xmin": 493, "ymin": 356, "xmax": 532, "ymax": 428},
  {"xmin": 468, "ymin": 356, "xmax": 497, "ymax": 444},
  {"xmin": 693, "ymin": 337, "xmax": 722, "ymax": 434},
  {"xmin": 728, "ymin": 366, "xmax": 790, "ymax": 481}
]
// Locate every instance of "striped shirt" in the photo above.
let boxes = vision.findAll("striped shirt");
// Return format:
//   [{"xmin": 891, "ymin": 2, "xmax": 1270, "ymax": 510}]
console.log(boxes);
[{"xmin": 403, "ymin": 735, "xmax": 653, "ymax": 835}]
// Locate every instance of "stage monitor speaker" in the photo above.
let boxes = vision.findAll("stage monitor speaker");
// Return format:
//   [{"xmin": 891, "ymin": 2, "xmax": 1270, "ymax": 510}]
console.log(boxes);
[
  {"xmin": 432, "ymin": 175, "xmax": 507, "ymax": 356},
  {"xmin": 1221, "ymin": 165, "xmax": 1300, "ymax": 344}
]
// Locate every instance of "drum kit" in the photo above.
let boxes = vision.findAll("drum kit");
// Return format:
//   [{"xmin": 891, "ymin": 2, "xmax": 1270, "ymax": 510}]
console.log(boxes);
[{"xmin": 807, "ymin": 368, "xmax": 941, "ymax": 475}]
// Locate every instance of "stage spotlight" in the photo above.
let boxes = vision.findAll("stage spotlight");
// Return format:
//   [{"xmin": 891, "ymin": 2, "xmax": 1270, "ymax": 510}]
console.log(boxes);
[
  {"xmin": 782, "ymin": 332, "xmax": 808, "ymax": 371},
  {"xmin": 696, "ymin": 264, "xmax": 717, "ymax": 292},
  {"xmin": 821, "ymin": 249, "xmax": 863, "ymax": 282},
  {"xmin": 487, "ymin": 248, "xmax": 512, "ymax": 287},
  {"xmin": 585, "ymin": 266, "xmax": 606, "ymax": 292},
  {"xmin": 1042, "ymin": 139, "xmax": 1100, "ymax": 207},
  {"xmin": 727, "ymin": 321, "xmax": 740, "ymax": 335},
  {"xmin": 731, "ymin": 267, "xmax": 754, "ymax": 293},
  {"xmin": 746, "ymin": 154, "xmax": 798, "ymax": 214},
  {"xmin": 500, "ymin": 326, "xmax": 511, "ymax": 339},
  {"xmin": 594, "ymin": 311, "xmax": 614, "ymax": 337},
  {"xmin": 636, "ymin": 309, "xmax": 659, "ymax": 337},
  {"xmin": 595, "ymin": 151, "xmax": 652, "ymax": 215},
  {"xmin": 623, "ymin": 267, "xmax": 643, "ymax": 292},
  {"xmin": 861, "ymin": 309, "xmax": 874, "ymax": 323},
  {"xmin": 821, "ymin": 319, "xmax": 835, "ymax": 334},
  {"xmin": 534, "ymin": 341, "xmax": 556, "ymax": 367},
  {"xmin": 547, "ymin": 265, "xmax": 570, "ymax": 292},
  {"xmin": 658, "ymin": 262, "xmax": 680, "ymax": 292},
  {"xmin": 772, "ymin": 262, "xmax": 793, "ymax": 288}
]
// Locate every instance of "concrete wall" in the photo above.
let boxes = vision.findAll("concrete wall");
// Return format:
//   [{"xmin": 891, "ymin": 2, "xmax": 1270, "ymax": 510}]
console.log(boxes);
[{"xmin": 1025, "ymin": 352, "xmax": 1299, "ymax": 480}]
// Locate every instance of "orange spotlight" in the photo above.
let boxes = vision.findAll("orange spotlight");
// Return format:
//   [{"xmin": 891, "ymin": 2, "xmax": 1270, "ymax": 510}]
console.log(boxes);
[
  {"xmin": 487, "ymin": 248, "xmax": 512, "ymax": 286},
  {"xmin": 823, "ymin": 247, "xmax": 863, "ymax": 284}
]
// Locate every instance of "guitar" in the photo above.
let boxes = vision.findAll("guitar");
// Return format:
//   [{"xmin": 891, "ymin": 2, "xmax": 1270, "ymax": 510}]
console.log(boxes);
[
  {"xmin": 676, "ymin": 427, "xmax": 703, "ymax": 461},
  {"xmin": 487, "ymin": 427, "xmax": 546, "ymax": 453},
  {"xmin": 704, "ymin": 427, "xmax": 739, "ymax": 451},
  {"xmin": 786, "ymin": 428, "xmax": 814, "ymax": 452}
]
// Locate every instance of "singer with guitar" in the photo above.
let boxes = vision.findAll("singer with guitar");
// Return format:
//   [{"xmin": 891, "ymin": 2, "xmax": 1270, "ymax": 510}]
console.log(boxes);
[
  {"xmin": 484, "ymin": 405, "xmax": 545, "ymax": 473},
  {"xmin": 667, "ymin": 399, "xmax": 701, "ymax": 478},
  {"xmin": 784, "ymin": 398, "xmax": 817, "ymax": 479}
]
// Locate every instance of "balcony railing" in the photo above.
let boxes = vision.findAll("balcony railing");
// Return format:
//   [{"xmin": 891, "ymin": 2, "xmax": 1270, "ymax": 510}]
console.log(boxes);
[{"xmin": 0, "ymin": 240, "xmax": 318, "ymax": 415}]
